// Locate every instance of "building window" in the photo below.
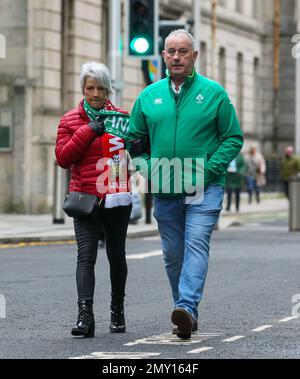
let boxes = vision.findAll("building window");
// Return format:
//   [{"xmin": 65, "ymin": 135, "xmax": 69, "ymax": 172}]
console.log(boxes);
[
  {"xmin": 219, "ymin": 47, "xmax": 226, "ymax": 87},
  {"xmin": 0, "ymin": 84, "xmax": 11, "ymax": 151},
  {"xmin": 236, "ymin": 0, "xmax": 243, "ymax": 13},
  {"xmin": 0, "ymin": 110, "xmax": 12, "ymax": 150},
  {"xmin": 253, "ymin": 0, "xmax": 261, "ymax": 20},
  {"xmin": 254, "ymin": 57, "xmax": 260, "ymax": 133},
  {"xmin": 237, "ymin": 52, "xmax": 244, "ymax": 127},
  {"xmin": 61, "ymin": 0, "xmax": 74, "ymax": 111},
  {"xmin": 101, "ymin": 0, "xmax": 109, "ymax": 63},
  {"xmin": 200, "ymin": 42, "xmax": 207, "ymax": 76}
]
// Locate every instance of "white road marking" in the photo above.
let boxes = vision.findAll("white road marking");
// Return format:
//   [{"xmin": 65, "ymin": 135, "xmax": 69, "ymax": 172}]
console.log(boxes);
[
  {"xmin": 69, "ymin": 314, "xmax": 300, "ymax": 359},
  {"xmin": 222, "ymin": 336, "xmax": 245, "ymax": 342},
  {"xmin": 127, "ymin": 250, "xmax": 162, "ymax": 260},
  {"xmin": 278, "ymin": 316, "xmax": 299, "ymax": 323},
  {"xmin": 69, "ymin": 352, "xmax": 160, "ymax": 359},
  {"xmin": 124, "ymin": 332, "xmax": 221, "ymax": 346},
  {"xmin": 141, "ymin": 236, "xmax": 160, "ymax": 241},
  {"xmin": 187, "ymin": 347, "xmax": 214, "ymax": 354},
  {"xmin": 252, "ymin": 325, "xmax": 273, "ymax": 332}
]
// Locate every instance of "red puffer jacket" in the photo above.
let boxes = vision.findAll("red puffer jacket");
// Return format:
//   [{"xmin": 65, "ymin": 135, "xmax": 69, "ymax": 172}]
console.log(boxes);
[{"xmin": 55, "ymin": 99, "xmax": 130, "ymax": 198}]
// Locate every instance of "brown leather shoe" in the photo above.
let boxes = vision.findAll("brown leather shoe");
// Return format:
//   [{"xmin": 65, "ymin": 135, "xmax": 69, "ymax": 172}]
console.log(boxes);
[
  {"xmin": 171, "ymin": 308, "xmax": 194, "ymax": 340},
  {"xmin": 172, "ymin": 320, "xmax": 198, "ymax": 334}
]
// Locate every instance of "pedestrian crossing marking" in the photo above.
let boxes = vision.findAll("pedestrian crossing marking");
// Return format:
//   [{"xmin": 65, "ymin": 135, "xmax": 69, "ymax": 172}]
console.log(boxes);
[
  {"xmin": 222, "ymin": 335, "xmax": 245, "ymax": 342},
  {"xmin": 187, "ymin": 346, "xmax": 214, "ymax": 354},
  {"xmin": 278, "ymin": 316, "xmax": 299, "ymax": 323},
  {"xmin": 124, "ymin": 332, "xmax": 221, "ymax": 346},
  {"xmin": 252, "ymin": 325, "xmax": 273, "ymax": 332},
  {"xmin": 69, "ymin": 351, "xmax": 160, "ymax": 359},
  {"xmin": 68, "ymin": 314, "xmax": 300, "ymax": 358}
]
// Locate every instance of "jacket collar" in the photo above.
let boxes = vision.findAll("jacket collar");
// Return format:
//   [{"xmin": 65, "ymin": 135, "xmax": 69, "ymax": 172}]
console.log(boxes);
[
  {"xmin": 78, "ymin": 99, "xmax": 89, "ymax": 121},
  {"xmin": 167, "ymin": 68, "xmax": 196, "ymax": 90}
]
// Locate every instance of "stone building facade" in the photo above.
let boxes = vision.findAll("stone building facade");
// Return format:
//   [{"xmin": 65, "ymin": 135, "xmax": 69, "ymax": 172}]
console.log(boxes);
[{"xmin": 0, "ymin": 0, "xmax": 298, "ymax": 213}]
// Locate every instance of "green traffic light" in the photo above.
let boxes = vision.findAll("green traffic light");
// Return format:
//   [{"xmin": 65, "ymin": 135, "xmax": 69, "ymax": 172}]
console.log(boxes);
[
  {"xmin": 130, "ymin": 37, "xmax": 150, "ymax": 54},
  {"xmin": 128, "ymin": 0, "xmax": 156, "ymax": 57}
]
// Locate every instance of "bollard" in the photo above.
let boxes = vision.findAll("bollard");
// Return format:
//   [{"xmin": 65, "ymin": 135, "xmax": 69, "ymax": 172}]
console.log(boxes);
[
  {"xmin": 53, "ymin": 162, "xmax": 67, "ymax": 224},
  {"xmin": 289, "ymin": 174, "xmax": 300, "ymax": 231}
]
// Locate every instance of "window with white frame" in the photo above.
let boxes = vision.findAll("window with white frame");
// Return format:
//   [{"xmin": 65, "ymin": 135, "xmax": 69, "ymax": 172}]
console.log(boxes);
[{"xmin": 200, "ymin": 42, "xmax": 207, "ymax": 76}]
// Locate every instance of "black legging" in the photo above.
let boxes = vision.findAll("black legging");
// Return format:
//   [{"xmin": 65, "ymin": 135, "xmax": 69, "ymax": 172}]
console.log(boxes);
[
  {"xmin": 226, "ymin": 189, "xmax": 241, "ymax": 212},
  {"xmin": 73, "ymin": 205, "xmax": 132, "ymax": 305}
]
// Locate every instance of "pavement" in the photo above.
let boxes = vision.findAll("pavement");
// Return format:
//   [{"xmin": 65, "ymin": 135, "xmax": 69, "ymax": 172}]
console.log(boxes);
[{"xmin": 0, "ymin": 193, "xmax": 291, "ymax": 244}]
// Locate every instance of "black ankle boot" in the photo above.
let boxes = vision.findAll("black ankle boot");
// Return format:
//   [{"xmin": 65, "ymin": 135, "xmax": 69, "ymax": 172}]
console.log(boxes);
[
  {"xmin": 71, "ymin": 300, "xmax": 95, "ymax": 338},
  {"xmin": 109, "ymin": 304, "xmax": 126, "ymax": 333}
]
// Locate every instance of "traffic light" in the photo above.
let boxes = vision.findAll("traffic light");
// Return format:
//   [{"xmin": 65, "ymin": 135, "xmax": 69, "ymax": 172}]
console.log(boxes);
[{"xmin": 127, "ymin": 0, "xmax": 158, "ymax": 58}]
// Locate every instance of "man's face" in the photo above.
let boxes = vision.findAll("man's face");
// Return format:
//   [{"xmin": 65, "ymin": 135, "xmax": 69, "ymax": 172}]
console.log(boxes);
[
  {"xmin": 162, "ymin": 34, "xmax": 198, "ymax": 80},
  {"xmin": 285, "ymin": 147, "xmax": 293, "ymax": 157}
]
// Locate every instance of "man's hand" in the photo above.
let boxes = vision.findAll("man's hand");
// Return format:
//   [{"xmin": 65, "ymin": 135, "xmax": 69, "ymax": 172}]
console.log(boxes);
[
  {"xmin": 88, "ymin": 115, "xmax": 106, "ymax": 136},
  {"xmin": 127, "ymin": 136, "xmax": 150, "ymax": 157}
]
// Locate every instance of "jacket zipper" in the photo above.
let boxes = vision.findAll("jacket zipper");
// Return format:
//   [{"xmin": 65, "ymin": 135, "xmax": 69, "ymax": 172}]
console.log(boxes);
[
  {"xmin": 174, "ymin": 107, "xmax": 179, "ymax": 157},
  {"xmin": 173, "ymin": 89, "xmax": 184, "ymax": 158}
]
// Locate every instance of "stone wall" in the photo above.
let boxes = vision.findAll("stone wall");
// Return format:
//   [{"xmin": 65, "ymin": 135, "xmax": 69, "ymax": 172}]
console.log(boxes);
[{"xmin": 0, "ymin": 0, "xmax": 28, "ymax": 211}]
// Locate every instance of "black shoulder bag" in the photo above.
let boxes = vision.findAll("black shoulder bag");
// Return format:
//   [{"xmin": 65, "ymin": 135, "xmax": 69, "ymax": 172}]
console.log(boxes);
[{"xmin": 63, "ymin": 192, "xmax": 102, "ymax": 219}]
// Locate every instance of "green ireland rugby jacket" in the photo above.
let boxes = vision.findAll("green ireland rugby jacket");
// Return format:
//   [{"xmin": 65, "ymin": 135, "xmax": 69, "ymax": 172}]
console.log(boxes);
[{"xmin": 127, "ymin": 71, "xmax": 244, "ymax": 196}]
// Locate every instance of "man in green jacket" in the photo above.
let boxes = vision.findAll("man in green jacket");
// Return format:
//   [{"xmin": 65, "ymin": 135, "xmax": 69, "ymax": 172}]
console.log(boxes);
[
  {"xmin": 225, "ymin": 153, "xmax": 246, "ymax": 212},
  {"xmin": 281, "ymin": 146, "xmax": 300, "ymax": 198},
  {"xmin": 127, "ymin": 30, "xmax": 243, "ymax": 339}
]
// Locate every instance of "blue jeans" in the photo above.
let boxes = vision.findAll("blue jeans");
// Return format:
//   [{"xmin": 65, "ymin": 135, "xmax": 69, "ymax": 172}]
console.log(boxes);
[
  {"xmin": 245, "ymin": 175, "xmax": 260, "ymax": 204},
  {"xmin": 153, "ymin": 185, "xmax": 224, "ymax": 321}
]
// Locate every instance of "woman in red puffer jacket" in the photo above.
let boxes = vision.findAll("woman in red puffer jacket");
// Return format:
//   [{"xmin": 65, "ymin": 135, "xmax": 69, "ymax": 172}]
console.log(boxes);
[{"xmin": 55, "ymin": 62, "xmax": 132, "ymax": 338}]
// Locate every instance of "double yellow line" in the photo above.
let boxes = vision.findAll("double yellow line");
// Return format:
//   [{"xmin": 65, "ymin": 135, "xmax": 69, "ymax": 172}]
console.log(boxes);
[{"xmin": 0, "ymin": 240, "xmax": 76, "ymax": 250}]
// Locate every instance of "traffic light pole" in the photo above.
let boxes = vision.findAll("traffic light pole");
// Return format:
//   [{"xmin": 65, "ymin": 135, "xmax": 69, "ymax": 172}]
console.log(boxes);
[{"xmin": 108, "ymin": 0, "xmax": 123, "ymax": 106}]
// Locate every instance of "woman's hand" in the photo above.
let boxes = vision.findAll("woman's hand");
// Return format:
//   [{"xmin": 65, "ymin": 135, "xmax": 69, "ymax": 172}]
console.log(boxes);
[{"xmin": 88, "ymin": 116, "xmax": 106, "ymax": 136}]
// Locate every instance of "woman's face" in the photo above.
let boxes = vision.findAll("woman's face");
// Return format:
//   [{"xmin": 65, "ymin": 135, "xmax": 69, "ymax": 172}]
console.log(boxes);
[{"xmin": 83, "ymin": 76, "xmax": 107, "ymax": 110}]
